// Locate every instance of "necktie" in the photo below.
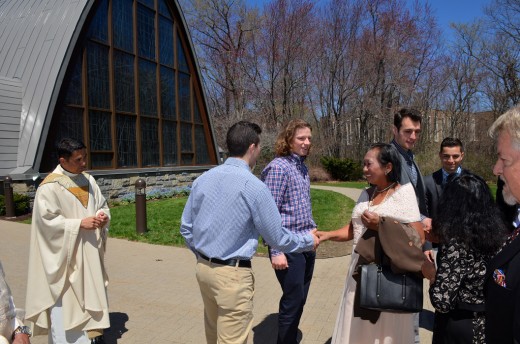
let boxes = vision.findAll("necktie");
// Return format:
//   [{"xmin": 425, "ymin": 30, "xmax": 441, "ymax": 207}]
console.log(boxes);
[{"xmin": 409, "ymin": 160, "xmax": 418, "ymax": 186}]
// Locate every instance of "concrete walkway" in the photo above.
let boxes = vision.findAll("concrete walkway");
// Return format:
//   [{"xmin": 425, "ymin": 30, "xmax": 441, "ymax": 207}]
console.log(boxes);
[{"xmin": 0, "ymin": 187, "xmax": 433, "ymax": 343}]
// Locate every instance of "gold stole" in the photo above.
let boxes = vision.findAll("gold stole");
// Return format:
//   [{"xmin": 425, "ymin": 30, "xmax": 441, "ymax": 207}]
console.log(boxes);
[{"xmin": 40, "ymin": 173, "xmax": 90, "ymax": 208}]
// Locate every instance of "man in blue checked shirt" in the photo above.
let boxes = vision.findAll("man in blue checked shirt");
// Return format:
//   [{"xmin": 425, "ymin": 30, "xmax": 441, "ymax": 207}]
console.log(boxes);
[
  {"xmin": 180, "ymin": 121, "xmax": 319, "ymax": 344},
  {"xmin": 261, "ymin": 119, "xmax": 315, "ymax": 344}
]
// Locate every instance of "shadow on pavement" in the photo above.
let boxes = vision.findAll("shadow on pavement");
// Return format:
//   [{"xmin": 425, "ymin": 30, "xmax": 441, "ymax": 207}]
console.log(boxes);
[
  {"xmin": 253, "ymin": 313, "xmax": 278, "ymax": 344},
  {"xmin": 104, "ymin": 312, "xmax": 129, "ymax": 343},
  {"xmin": 253, "ymin": 313, "xmax": 307, "ymax": 343}
]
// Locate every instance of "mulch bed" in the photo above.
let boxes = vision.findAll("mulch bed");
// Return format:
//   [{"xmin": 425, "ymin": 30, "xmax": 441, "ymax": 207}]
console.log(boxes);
[
  {"xmin": 255, "ymin": 240, "xmax": 352, "ymax": 259},
  {"xmin": 315, "ymin": 240, "xmax": 352, "ymax": 259}
]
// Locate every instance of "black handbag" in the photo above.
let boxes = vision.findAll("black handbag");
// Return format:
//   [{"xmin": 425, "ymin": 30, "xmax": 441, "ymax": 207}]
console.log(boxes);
[{"xmin": 358, "ymin": 262, "xmax": 423, "ymax": 313}]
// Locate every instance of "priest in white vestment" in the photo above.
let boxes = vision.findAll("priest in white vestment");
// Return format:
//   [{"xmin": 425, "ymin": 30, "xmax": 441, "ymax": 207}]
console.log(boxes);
[{"xmin": 25, "ymin": 138, "xmax": 110, "ymax": 344}]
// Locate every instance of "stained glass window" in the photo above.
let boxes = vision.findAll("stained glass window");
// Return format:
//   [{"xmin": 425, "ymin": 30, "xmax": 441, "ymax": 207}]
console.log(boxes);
[
  {"xmin": 139, "ymin": 59, "xmax": 158, "ymax": 116},
  {"xmin": 179, "ymin": 72, "xmax": 191, "ymax": 121},
  {"xmin": 181, "ymin": 122, "xmax": 192, "ymax": 152},
  {"xmin": 63, "ymin": 53, "xmax": 83, "ymax": 106},
  {"xmin": 137, "ymin": 4, "xmax": 156, "ymax": 60},
  {"xmin": 87, "ymin": 42, "xmax": 110, "ymax": 109},
  {"xmin": 141, "ymin": 118, "xmax": 160, "ymax": 166},
  {"xmin": 117, "ymin": 114, "xmax": 137, "ymax": 167},
  {"xmin": 162, "ymin": 120, "xmax": 177, "ymax": 165},
  {"xmin": 195, "ymin": 125, "xmax": 210, "ymax": 164},
  {"xmin": 159, "ymin": 17, "xmax": 174, "ymax": 67},
  {"xmin": 114, "ymin": 51, "xmax": 135, "ymax": 113},
  {"xmin": 160, "ymin": 66, "xmax": 175, "ymax": 118},
  {"xmin": 89, "ymin": 110, "xmax": 112, "ymax": 150},
  {"xmin": 46, "ymin": 0, "xmax": 215, "ymax": 171},
  {"xmin": 113, "ymin": 0, "xmax": 134, "ymax": 52},
  {"xmin": 87, "ymin": 0, "xmax": 108, "ymax": 43}
]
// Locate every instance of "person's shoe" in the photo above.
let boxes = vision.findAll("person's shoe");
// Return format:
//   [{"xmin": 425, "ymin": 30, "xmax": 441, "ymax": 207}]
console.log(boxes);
[{"xmin": 91, "ymin": 335, "xmax": 105, "ymax": 344}]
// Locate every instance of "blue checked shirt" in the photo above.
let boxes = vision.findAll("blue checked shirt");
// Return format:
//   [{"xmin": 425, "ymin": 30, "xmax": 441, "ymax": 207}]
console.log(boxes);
[
  {"xmin": 441, "ymin": 166, "xmax": 462, "ymax": 185},
  {"xmin": 180, "ymin": 157, "xmax": 315, "ymax": 260},
  {"xmin": 261, "ymin": 154, "xmax": 316, "ymax": 256}
]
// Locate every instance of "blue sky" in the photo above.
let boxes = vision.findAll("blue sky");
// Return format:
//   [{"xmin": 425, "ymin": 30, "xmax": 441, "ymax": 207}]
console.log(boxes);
[
  {"xmin": 425, "ymin": 0, "xmax": 489, "ymax": 38},
  {"xmin": 246, "ymin": 0, "xmax": 491, "ymax": 41}
]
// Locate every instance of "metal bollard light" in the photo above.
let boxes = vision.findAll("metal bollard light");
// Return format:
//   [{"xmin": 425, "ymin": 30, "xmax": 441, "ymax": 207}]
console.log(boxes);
[
  {"xmin": 135, "ymin": 178, "xmax": 147, "ymax": 234},
  {"xmin": 4, "ymin": 176, "xmax": 15, "ymax": 218}
]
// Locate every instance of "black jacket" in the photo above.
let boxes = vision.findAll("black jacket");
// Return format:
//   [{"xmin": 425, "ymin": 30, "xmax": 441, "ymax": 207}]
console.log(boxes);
[{"xmin": 485, "ymin": 234, "xmax": 520, "ymax": 344}]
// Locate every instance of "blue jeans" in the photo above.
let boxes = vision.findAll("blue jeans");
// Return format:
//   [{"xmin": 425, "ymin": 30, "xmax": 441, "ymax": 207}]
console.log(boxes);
[{"xmin": 272, "ymin": 251, "xmax": 315, "ymax": 344}]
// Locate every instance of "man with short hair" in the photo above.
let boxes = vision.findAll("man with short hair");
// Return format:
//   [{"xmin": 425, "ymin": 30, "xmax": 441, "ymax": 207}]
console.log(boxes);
[
  {"xmin": 26, "ymin": 138, "xmax": 110, "ymax": 344},
  {"xmin": 485, "ymin": 105, "xmax": 520, "ymax": 343},
  {"xmin": 423, "ymin": 137, "xmax": 466, "ymax": 258},
  {"xmin": 423, "ymin": 137, "xmax": 467, "ymax": 340},
  {"xmin": 391, "ymin": 108, "xmax": 427, "ymax": 219},
  {"xmin": 180, "ymin": 121, "xmax": 319, "ymax": 344},
  {"xmin": 390, "ymin": 108, "xmax": 427, "ymax": 343}
]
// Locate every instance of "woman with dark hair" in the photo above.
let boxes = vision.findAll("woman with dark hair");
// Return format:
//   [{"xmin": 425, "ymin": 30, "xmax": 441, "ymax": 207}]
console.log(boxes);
[
  {"xmin": 318, "ymin": 143, "xmax": 424, "ymax": 343},
  {"xmin": 422, "ymin": 172, "xmax": 508, "ymax": 343}
]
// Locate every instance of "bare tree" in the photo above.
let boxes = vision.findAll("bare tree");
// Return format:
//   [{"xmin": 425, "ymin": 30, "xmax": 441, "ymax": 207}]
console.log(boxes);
[
  {"xmin": 252, "ymin": 0, "xmax": 319, "ymax": 126},
  {"xmin": 311, "ymin": 0, "xmax": 362, "ymax": 157}
]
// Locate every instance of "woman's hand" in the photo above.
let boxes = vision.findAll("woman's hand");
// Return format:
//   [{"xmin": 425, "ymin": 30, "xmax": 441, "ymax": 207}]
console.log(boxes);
[
  {"xmin": 361, "ymin": 210, "xmax": 380, "ymax": 230},
  {"xmin": 316, "ymin": 231, "xmax": 330, "ymax": 242},
  {"xmin": 421, "ymin": 260, "xmax": 436, "ymax": 284}
]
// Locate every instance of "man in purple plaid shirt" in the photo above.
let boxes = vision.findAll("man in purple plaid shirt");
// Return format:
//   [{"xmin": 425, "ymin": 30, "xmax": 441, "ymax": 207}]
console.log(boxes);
[{"xmin": 261, "ymin": 119, "xmax": 316, "ymax": 344}]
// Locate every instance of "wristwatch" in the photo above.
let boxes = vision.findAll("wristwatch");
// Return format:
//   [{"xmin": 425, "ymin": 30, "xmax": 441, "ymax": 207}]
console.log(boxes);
[{"xmin": 12, "ymin": 325, "xmax": 32, "ymax": 338}]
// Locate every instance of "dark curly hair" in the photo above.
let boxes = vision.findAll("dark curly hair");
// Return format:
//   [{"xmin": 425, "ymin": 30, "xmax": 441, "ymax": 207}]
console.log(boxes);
[{"xmin": 433, "ymin": 172, "xmax": 508, "ymax": 255}]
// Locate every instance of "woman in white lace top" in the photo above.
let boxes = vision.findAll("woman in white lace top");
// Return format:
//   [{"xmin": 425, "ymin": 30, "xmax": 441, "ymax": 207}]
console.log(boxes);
[{"xmin": 317, "ymin": 143, "xmax": 424, "ymax": 344}]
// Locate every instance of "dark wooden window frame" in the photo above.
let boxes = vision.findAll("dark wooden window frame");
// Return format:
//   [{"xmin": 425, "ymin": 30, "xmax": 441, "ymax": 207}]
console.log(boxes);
[{"xmin": 44, "ymin": 0, "xmax": 216, "ymax": 172}]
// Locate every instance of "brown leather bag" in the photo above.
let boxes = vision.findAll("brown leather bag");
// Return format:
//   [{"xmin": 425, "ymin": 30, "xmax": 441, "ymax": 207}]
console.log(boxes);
[{"xmin": 355, "ymin": 216, "xmax": 424, "ymax": 274}]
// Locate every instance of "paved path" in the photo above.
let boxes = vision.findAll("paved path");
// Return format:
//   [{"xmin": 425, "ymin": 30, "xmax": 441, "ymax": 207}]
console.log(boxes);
[{"xmin": 0, "ymin": 187, "xmax": 433, "ymax": 343}]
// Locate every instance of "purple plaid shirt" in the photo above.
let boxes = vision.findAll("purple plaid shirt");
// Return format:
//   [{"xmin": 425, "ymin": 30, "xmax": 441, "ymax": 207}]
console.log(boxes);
[{"xmin": 261, "ymin": 153, "xmax": 316, "ymax": 256}]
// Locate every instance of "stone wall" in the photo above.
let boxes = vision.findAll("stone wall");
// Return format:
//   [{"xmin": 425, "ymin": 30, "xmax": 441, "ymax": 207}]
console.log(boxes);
[{"xmin": 4, "ymin": 171, "xmax": 203, "ymax": 208}]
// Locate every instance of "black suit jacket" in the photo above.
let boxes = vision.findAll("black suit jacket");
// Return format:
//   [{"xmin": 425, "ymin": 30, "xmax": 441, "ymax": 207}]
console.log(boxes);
[
  {"xmin": 392, "ymin": 142, "xmax": 427, "ymax": 216},
  {"xmin": 485, "ymin": 234, "xmax": 520, "ymax": 344},
  {"xmin": 424, "ymin": 169, "xmax": 467, "ymax": 219},
  {"xmin": 424, "ymin": 169, "xmax": 443, "ymax": 219}
]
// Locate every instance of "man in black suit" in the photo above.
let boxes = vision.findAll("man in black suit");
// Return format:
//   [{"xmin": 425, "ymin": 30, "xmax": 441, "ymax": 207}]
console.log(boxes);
[
  {"xmin": 391, "ymin": 108, "xmax": 428, "ymax": 221},
  {"xmin": 423, "ymin": 137, "xmax": 465, "ymax": 261},
  {"xmin": 485, "ymin": 105, "xmax": 520, "ymax": 343},
  {"xmin": 390, "ymin": 108, "xmax": 427, "ymax": 343}
]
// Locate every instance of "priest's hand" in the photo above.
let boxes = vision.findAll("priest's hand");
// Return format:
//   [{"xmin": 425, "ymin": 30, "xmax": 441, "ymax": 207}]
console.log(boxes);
[
  {"xmin": 80, "ymin": 216, "xmax": 103, "ymax": 230},
  {"xmin": 12, "ymin": 333, "xmax": 30, "ymax": 344},
  {"xmin": 97, "ymin": 211, "xmax": 109, "ymax": 228}
]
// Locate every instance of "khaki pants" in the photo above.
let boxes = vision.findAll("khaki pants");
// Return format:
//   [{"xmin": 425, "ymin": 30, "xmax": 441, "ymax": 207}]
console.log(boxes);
[{"xmin": 196, "ymin": 258, "xmax": 255, "ymax": 344}]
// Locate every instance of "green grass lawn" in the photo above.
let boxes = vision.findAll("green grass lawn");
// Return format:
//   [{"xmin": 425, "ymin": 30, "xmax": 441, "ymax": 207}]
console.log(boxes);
[
  {"xmin": 107, "ymin": 188, "xmax": 354, "ymax": 249},
  {"xmin": 311, "ymin": 189, "xmax": 354, "ymax": 230},
  {"xmin": 109, "ymin": 197, "xmax": 188, "ymax": 246}
]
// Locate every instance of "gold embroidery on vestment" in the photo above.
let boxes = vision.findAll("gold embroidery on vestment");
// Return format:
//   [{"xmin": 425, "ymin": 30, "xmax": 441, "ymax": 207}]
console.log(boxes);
[{"xmin": 40, "ymin": 173, "xmax": 90, "ymax": 208}]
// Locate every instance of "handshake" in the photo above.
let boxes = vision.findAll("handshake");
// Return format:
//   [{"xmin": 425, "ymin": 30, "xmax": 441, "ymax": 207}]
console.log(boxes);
[{"xmin": 309, "ymin": 229, "xmax": 334, "ymax": 250}]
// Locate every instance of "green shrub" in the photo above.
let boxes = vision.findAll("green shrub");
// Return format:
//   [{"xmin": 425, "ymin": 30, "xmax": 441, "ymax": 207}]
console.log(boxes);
[
  {"xmin": 0, "ymin": 193, "xmax": 31, "ymax": 216},
  {"xmin": 320, "ymin": 156, "xmax": 363, "ymax": 181}
]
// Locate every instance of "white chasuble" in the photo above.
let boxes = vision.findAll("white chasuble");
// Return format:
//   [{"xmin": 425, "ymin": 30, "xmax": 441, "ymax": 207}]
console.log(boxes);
[{"xmin": 26, "ymin": 165, "xmax": 110, "ymax": 335}]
